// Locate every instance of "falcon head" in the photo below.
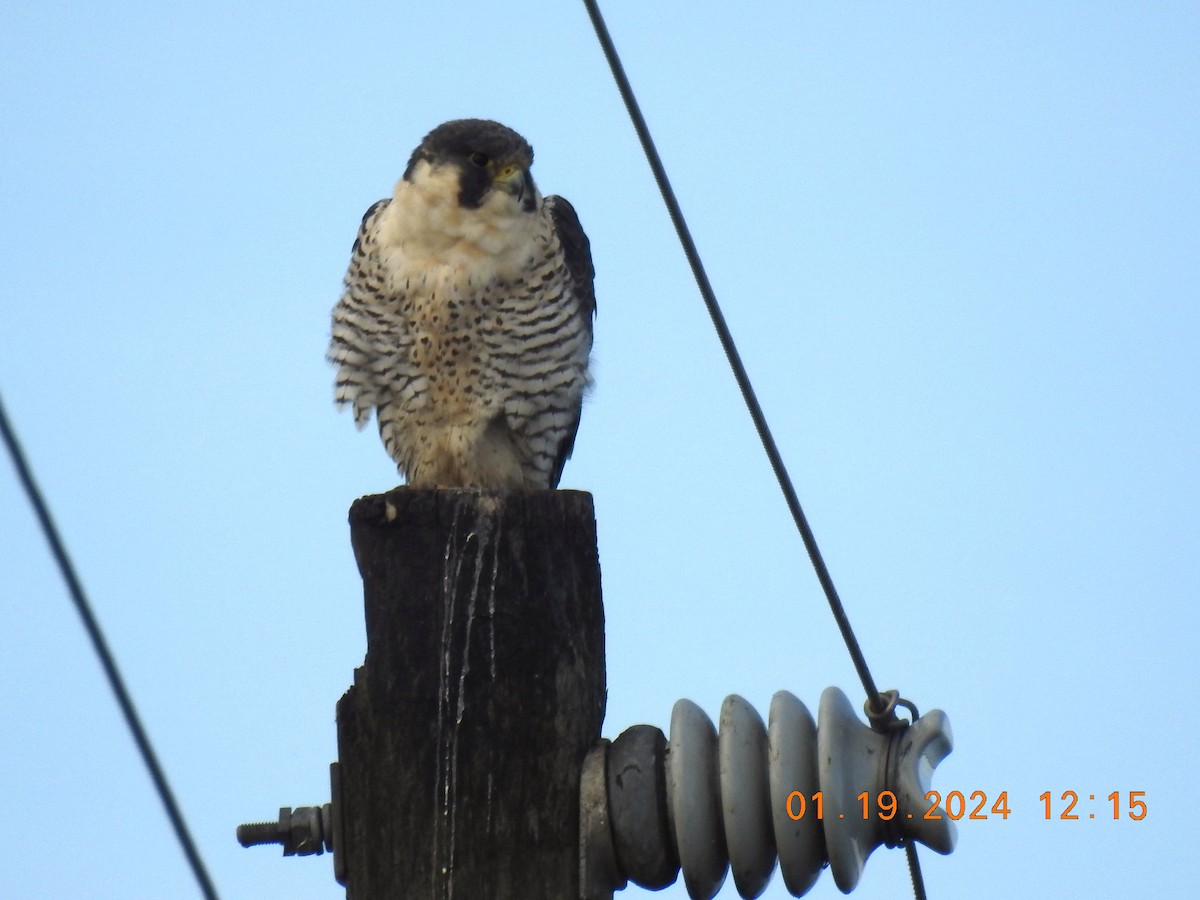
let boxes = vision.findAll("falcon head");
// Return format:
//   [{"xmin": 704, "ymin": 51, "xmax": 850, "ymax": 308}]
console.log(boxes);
[{"xmin": 403, "ymin": 119, "xmax": 538, "ymax": 213}]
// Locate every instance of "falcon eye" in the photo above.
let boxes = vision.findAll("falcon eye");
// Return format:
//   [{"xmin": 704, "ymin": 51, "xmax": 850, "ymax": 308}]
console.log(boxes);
[{"xmin": 469, "ymin": 152, "xmax": 491, "ymax": 168}]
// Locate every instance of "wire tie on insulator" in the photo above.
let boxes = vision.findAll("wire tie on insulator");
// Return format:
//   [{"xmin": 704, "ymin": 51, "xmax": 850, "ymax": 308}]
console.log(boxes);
[
  {"xmin": 880, "ymin": 710, "xmax": 907, "ymax": 850},
  {"xmin": 895, "ymin": 696, "xmax": 920, "ymax": 723},
  {"xmin": 865, "ymin": 689, "xmax": 900, "ymax": 732},
  {"xmin": 865, "ymin": 690, "xmax": 922, "ymax": 733},
  {"xmin": 874, "ymin": 692, "xmax": 925, "ymax": 854}
]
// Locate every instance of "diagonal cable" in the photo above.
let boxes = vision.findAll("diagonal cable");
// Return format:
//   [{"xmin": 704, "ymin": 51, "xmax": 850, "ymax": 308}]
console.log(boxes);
[
  {"xmin": 580, "ymin": 0, "xmax": 882, "ymax": 709},
  {"xmin": 579, "ymin": 3, "xmax": 929, "ymax": 894},
  {"xmin": 906, "ymin": 839, "xmax": 929, "ymax": 900},
  {"xmin": 0, "ymin": 391, "xmax": 219, "ymax": 900}
]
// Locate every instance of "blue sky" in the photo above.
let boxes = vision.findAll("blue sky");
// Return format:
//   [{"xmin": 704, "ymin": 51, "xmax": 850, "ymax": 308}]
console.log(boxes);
[{"xmin": 2, "ymin": 2, "xmax": 1197, "ymax": 897}]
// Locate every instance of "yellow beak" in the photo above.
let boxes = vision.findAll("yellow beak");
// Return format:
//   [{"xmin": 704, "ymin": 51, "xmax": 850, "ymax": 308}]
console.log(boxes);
[{"xmin": 494, "ymin": 164, "xmax": 530, "ymax": 203}]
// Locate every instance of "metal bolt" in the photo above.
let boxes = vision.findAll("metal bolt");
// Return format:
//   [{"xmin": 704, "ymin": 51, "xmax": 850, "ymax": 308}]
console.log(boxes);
[
  {"xmin": 237, "ymin": 805, "xmax": 332, "ymax": 857},
  {"xmin": 237, "ymin": 811, "xmax": 288, "ymax": 847},
  {"xmin": 237, "ymin": 764, "xmax": 344, "ymax": 884}
]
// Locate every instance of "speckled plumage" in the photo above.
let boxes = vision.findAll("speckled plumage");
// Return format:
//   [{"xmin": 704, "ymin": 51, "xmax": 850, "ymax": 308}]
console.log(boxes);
[{"xmin": 327, "ymin": 119, "xmax": 595, "ymax": 489}]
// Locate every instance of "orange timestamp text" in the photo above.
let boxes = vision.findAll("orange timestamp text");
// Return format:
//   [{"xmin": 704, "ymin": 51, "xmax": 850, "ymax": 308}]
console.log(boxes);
[{"xmin": 783, "ymin": 790, "xmax": 1148, "ymax": 821}]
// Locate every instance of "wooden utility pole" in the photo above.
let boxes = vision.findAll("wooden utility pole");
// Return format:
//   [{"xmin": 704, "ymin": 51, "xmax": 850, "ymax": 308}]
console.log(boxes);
[{"xmin": 335, "ymin": 488, "xmax": 606, "ymax": 898}]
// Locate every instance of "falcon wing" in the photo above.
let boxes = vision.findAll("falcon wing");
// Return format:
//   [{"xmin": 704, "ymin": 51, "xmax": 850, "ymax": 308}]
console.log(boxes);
[
  {"xmin": 544, "ymin": 194, "xmax": 596, "ymax": 488},
  {"xmin": 329, "ymin": 198, "xmax": 393, "ymax": 428},
  {"xmin": 546, "ymin": 195, "xmax": 596, "ymax": 321}
]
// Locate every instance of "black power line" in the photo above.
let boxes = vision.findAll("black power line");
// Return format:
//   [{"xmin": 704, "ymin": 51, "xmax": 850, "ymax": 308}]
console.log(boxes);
[
  {"xmin": 580, "ymin": 0, "xmax": 882, "ymax": 709},
  {"xmin": 579, "ymin": 1, "xmax": 928, "ymax": 894},
  {"xmin": 0, "ymin": 392, "xmax": 219, "ymax": 900},
  {"xmin": 907, "ymin": 839, "xmax": 929, "ymax": 900}
]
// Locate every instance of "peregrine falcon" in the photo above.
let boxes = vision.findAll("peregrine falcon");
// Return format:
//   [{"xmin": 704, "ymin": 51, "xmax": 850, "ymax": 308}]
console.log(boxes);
[{"xmin": 327, "ymin": 119, "xmax": 595, "ymax": 489}]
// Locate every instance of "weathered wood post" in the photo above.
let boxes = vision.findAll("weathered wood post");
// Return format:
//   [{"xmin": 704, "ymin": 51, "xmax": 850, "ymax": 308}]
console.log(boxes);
[{"xmin": 335, "ymin": 487, "xmax": 606, "ymax": 898}]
